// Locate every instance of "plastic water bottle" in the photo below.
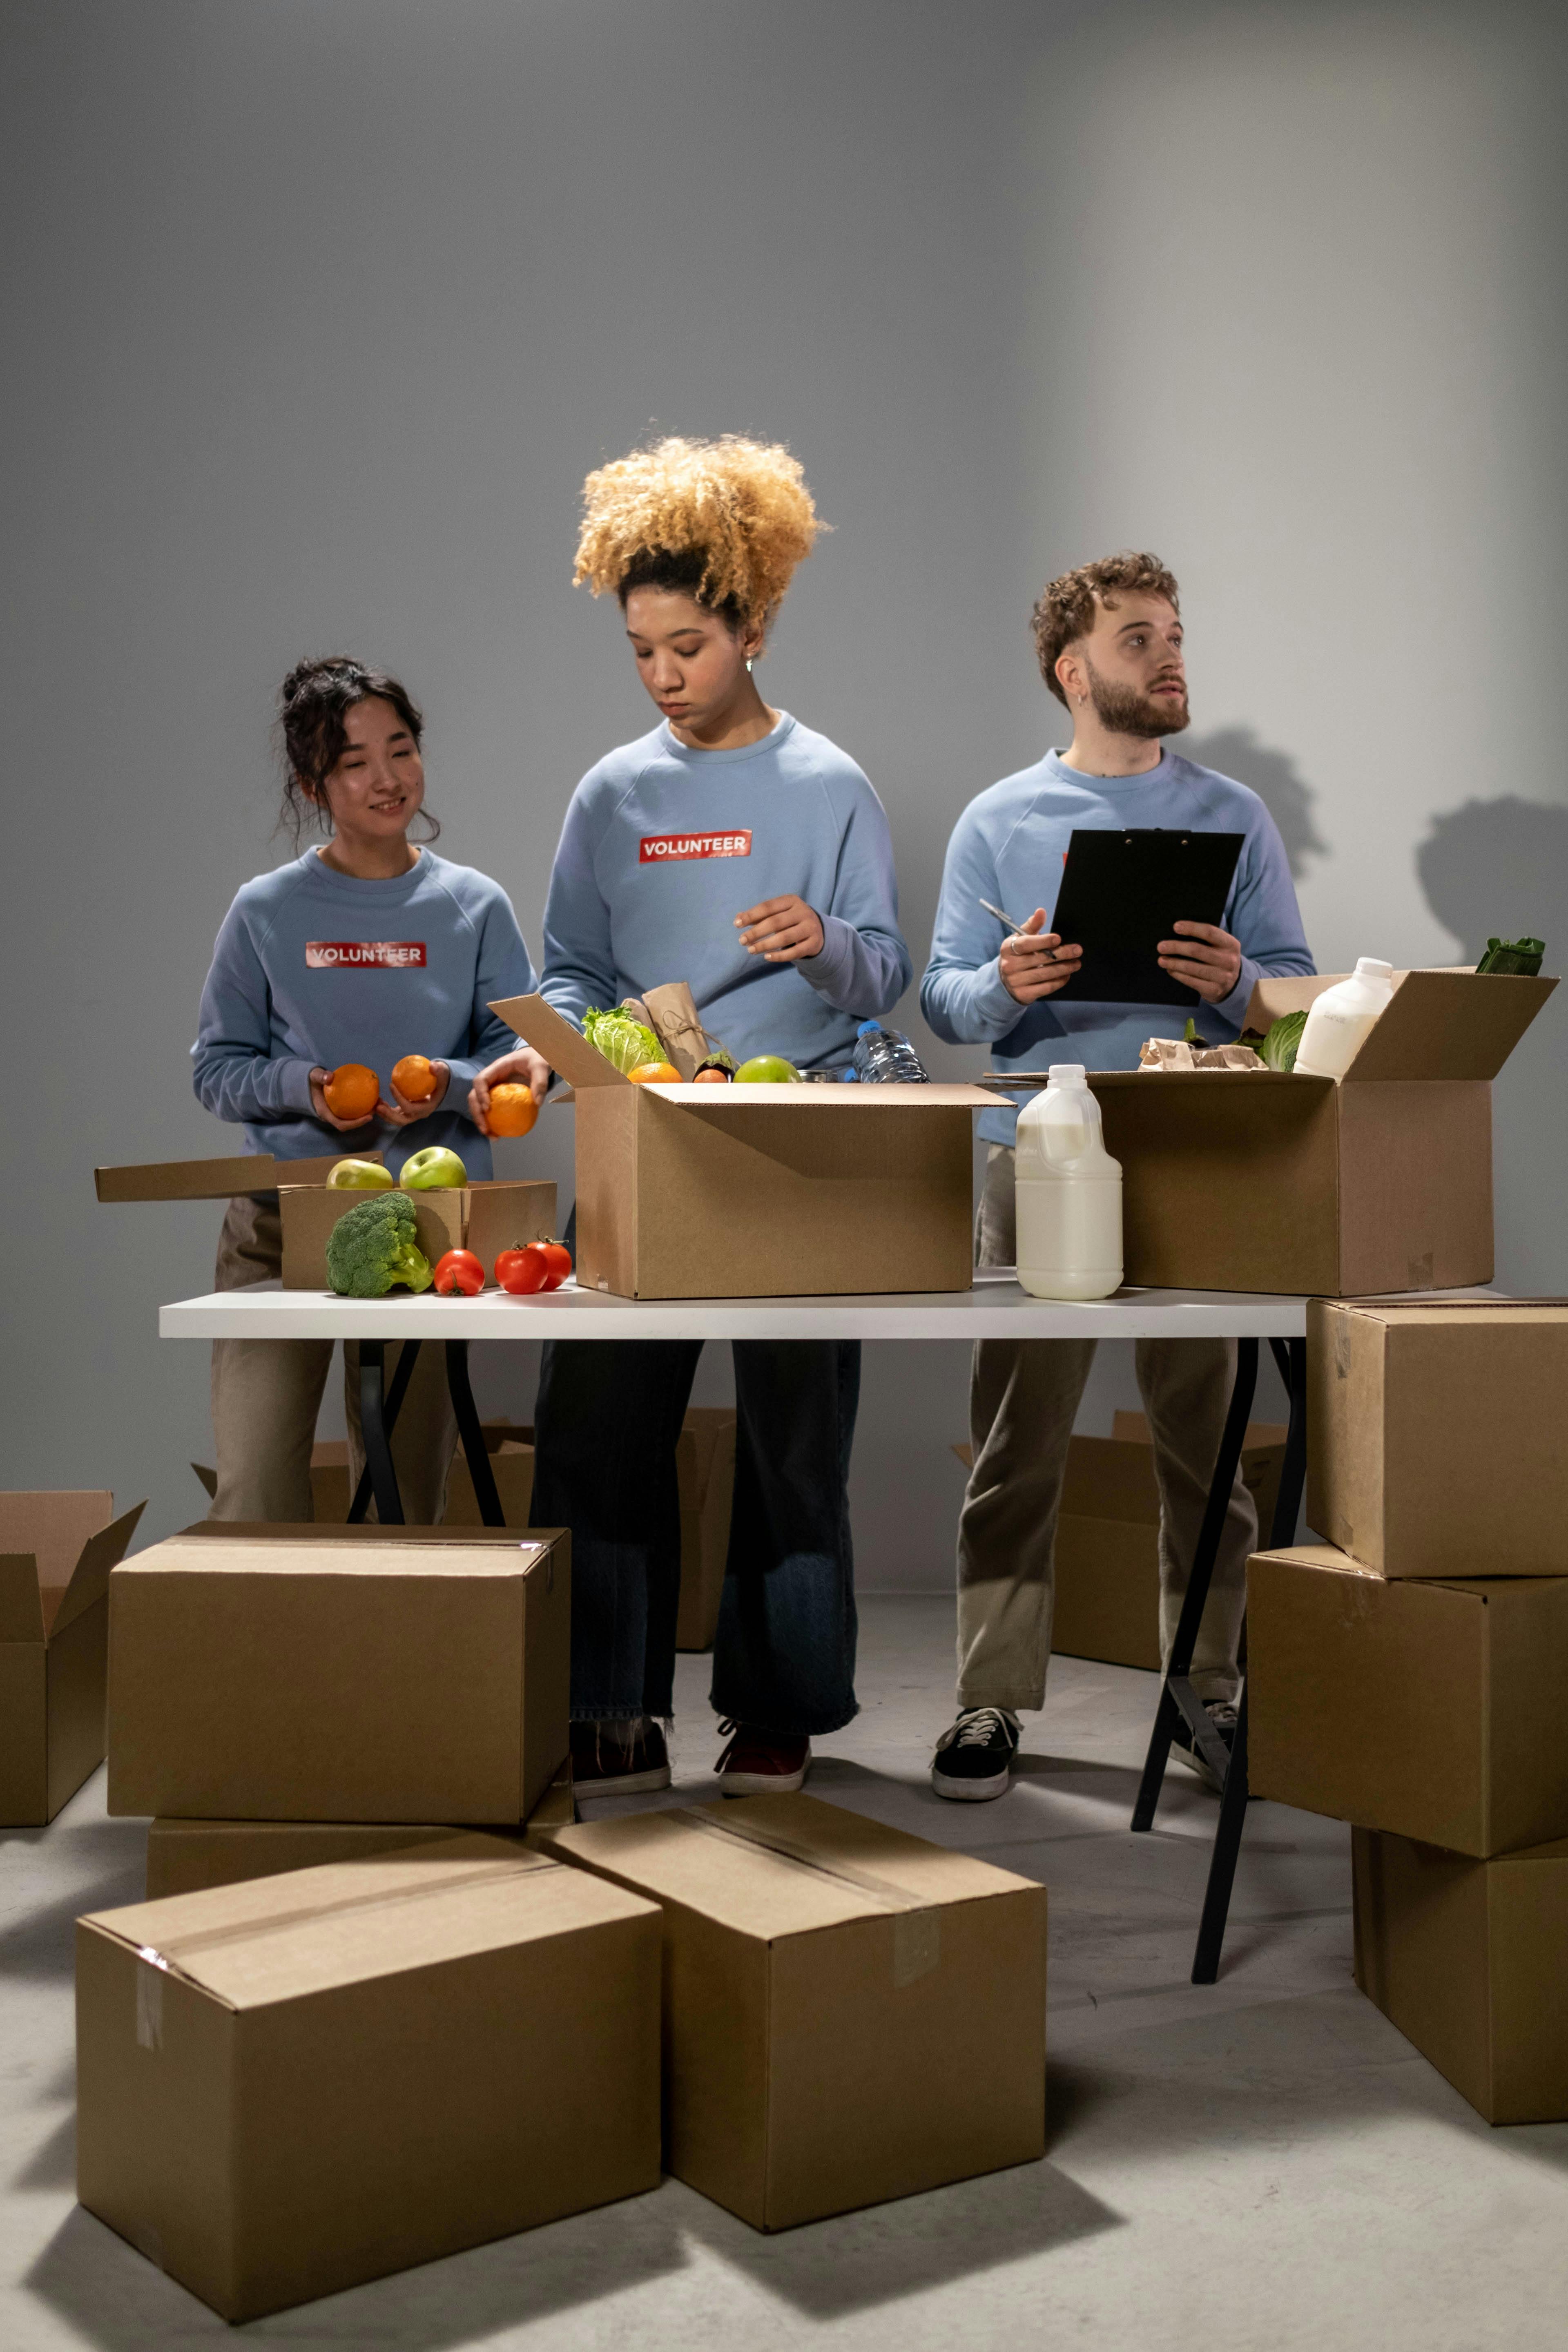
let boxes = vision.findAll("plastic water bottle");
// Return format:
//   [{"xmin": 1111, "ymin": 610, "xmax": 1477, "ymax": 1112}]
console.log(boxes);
[
  {"xmin": 852, "ymin": 1021, "xmax": 930, "ymax": 1082},
  {"xmin": 1014, "ymin": 1064, "xmax": 1123, "ymax": 1301},
  {"xmin": 1294, "ymin": 958, "xmax": 1395, "ymax": 1079}
]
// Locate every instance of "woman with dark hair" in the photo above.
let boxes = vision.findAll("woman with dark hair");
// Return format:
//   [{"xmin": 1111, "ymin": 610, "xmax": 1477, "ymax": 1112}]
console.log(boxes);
[
  {"xmin": 192, "ymin": 656, "xmax": 548, "ymax": 1521},
  {"xmin": 472, "ymin": 436, "xmax": 912, "ymax": 1794}
]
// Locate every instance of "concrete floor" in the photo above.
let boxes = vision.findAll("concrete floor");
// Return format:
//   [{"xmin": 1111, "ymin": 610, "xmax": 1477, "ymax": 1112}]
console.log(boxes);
[{"xmin": 5, "ymin": 1597, "xmax": 1568, "ymax": 2351}]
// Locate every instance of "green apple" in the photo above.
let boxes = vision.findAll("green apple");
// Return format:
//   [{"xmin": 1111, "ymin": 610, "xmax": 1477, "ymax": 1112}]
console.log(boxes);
[
  {"xmin": 399, "ymin": 1146, "xmax": 468, "ymax": 1190},
  {"xmin": 734, "ymin": 1055, "xmax": 802, "ymax": 1084},
  {"xmin": 326, "ymin": 1158, "xmax": 393, "ymax": 1190}
]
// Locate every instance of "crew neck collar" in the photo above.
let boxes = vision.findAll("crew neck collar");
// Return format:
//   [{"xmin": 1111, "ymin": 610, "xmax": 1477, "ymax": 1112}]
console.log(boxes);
[
  {"xmin": 304, "ymin": 845, "xmax": 430, "ymax": 896},
  {"xmin": 1046, "ymin": 747, "xmax": 1173, "ymax": 788},
  {"xmin": 658, "ymin": 712, "xmax": 796, "ymax": 766}
]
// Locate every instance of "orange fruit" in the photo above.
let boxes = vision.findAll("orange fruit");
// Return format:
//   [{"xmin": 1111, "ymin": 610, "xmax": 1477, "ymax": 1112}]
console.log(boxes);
[
  {"xmin": 391, "ymin": 1053, "xmax": 438, "ymax": 1102},
  {"xmin": 693, "ymin": 1067, "xmax": 732, "ymax": 1083},
  {"xmin": 628, "ymin": 1061, "xmax": 683, "ymax": 1084},
  {"xmin": 487, "ymin": 1083, "xmax": 538, "ymax": 1137},
  {"xmin": 323, "ymin": 1062, "xmax": 380, "ymax": 1120}
]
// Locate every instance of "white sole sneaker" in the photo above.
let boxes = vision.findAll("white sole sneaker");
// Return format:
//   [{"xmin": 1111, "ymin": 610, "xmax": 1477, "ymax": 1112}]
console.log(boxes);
[
  {"xmin": 930, "ymin": 1761, "xmax": 1013, "ymax": 1802},
  {"xmin": 578, "ymin": 1763, "xmax": 672, "ymax": 1797},
  {"xmin": 718, "ymin": 1755, "xmax": 811, "ymax": 1797}
]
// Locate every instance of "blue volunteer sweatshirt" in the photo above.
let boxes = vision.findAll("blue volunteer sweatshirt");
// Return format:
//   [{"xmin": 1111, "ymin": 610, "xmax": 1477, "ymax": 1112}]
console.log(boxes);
[
  {"xmin": 541, "ymin": 713, "xmax": 912, "ymax": 1067},
  {"xmin": 921, "ymin": 748, "xmax": 1316, "ymax": 1145},
  {"xmin": 192, "ymin": 848, "xmax": 539, "ymax": 1178}
]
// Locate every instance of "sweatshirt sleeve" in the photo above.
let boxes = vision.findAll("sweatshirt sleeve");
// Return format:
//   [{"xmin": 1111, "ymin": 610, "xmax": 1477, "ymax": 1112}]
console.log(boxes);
[
  {"xmin": 1202, "ymin": 806, "xmax": 1317, "ymax": 1038},
  {"xmin": 190, "ymin": 898, "xmax": 320, "ymax": 1127},
  {"xmin": 920, "ymin": 805, "xmax": 1026, "ymax": 1044},
  {"xmin": 794, "ymin": 772, "xmax": 913, "ymax": 1017},
  {"xmin": 442, "ymin": 884, "xmax": 541, "ymax": 1105},
  {"xmin": 539, "ymin": 780, "xmax": 619, "ymax": 1027}
]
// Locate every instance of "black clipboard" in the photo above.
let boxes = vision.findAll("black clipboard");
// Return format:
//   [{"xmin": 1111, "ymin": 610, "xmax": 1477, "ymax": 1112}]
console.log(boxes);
[{"xmin": 1048, "ymin": 828, "xmax": 1243, "ymax": 1005}]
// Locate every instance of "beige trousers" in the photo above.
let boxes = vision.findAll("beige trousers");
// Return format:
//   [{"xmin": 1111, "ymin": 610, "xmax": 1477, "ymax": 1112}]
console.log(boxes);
[
  {"xmin": 957, "ymin": 1145, "xmax": 1255, "ymax": 1711},
  {"xmin": 208, "ymin": 1194, "xmax": 457, "ymax": 1524}
]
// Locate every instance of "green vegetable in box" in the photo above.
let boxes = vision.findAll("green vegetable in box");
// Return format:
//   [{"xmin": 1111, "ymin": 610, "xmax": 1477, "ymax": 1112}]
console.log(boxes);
[
  {"xmin": 583, "ymin": 1005, "xmax": 664, "ymax": 1075},
  {"xmin": 325, "ymin": 1191, "xmax": 434, "ymax": 1298},
  {"xmin": 1258, "ymin": 1010, "xmax": 1309, "ymax": 1071},
  {"xmin": 1474, "ymin": 935, "xmax": 1546, "ymax": 977}
]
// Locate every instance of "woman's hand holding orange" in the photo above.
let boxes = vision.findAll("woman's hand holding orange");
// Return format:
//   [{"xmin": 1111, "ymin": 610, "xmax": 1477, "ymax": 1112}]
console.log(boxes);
[
  {"xmin": 376, "ymin": 1060, "xmax": 451, "ymax": 1127},
  {"xmin": 468, "ymin": 1045, "xmax": 552, "ymax": 1137}
]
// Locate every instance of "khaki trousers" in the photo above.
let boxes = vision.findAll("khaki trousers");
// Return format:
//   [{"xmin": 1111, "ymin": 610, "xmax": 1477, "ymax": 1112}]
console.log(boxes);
[
  {"xmin": 957, "ymin": 1145, "xmax": 1254, "ymax": 1711},
  {"xmin": 208, "ymin": 1194, "xmax": 457, "ymax": 1524}
]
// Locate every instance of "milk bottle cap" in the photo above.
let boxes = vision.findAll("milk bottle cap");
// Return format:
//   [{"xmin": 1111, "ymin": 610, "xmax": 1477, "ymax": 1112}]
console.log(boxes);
[
  {"xmin": 1047, "ymin": 1063, "xmax": 1088, "ymax": 1083},
  {"xmin": 1354, "ymin": 959, "xmax": 1394, "ymax": 981}
]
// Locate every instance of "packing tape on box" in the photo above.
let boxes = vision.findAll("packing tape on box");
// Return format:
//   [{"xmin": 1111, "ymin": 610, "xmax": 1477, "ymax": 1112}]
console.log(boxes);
[{"xmin": 665, "ymin": 1808, "xmax": 941, "ymax": 1989}]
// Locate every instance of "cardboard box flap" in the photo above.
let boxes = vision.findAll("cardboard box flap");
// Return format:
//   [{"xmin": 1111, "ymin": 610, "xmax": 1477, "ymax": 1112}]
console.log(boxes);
[
  {"xmin": 0, "ymin": 1491, "xmax": 116, "ymax": 1591},
  {"xmin": 131, "ymin": 1534, "xmax": 549, "ymax": 1579},
  {"xmin": 638, "ymin": 1082, "xmax": 997, "ymax": 1110},
  {"xmin": 95, "ymin": 1152, "xmax": 378, "ymax": 1203},
  {"xmin": 1341, "ymin": 969, "xmax": 1557, "ymax": 1082},
  {"xmin": 49, "ymin": 1501, "xmax": 145, "ymax": 1637},
  {"xmin": 83, "ymin": 1835, "xmax": 650, "ymax": 2008},
  {"xmin": 550, "ymin": 1792, "xmax": 1035, "ymax": 1940},
  {"xmin": 489, "ymin": 994, "xmax": 630, "ymax": 1090},
  {"xmin": 0, "ymin": 1557, "xmax": 46, "ymax": 1643},
  {"xmin": 1329, "ymin": 1298, "xmax": 1568, "ymax": 1326}
]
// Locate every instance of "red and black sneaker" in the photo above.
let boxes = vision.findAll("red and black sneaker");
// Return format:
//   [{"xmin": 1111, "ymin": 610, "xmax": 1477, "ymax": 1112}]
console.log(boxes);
[
  {"xmin": 714, "ymin": 1718, "xmax": 811, "ymax": 1797},
  {"xmin": 569, "ymin": 1716, "xmax": 671, "ymax": 1796}
]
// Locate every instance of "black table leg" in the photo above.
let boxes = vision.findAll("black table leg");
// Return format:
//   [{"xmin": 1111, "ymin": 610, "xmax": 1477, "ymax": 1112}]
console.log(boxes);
[
  {"xmin": 347, "ymin": 1339, "xmax": 422, "ymax": 1524},
  {"xmin": 356, "ymin": 1340, "xmax": 406, "ymax": 1526},
  {"xmin": 1189, "ymin": 1333, "xmax": 1309, "ymax": 1983},
  {"xmin": 445, "ymin": 1339, "xmax": 506, "ymax": 1527},
  {"xmin": 1131, "ymin": 1337, "xmax": 1259, "ymax": 1832}
]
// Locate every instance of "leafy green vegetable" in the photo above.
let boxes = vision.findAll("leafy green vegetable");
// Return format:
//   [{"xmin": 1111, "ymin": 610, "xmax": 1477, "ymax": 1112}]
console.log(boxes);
[
  {"xmin": 583, "ymin": 1005, "xmax": 664, "ymax": 1074},
  {"xmin": 1258, "ymin": 1010, "xmax": 1309, "ymax": 1071},
  {"xmin": 325, "ymin": 1192, "xmax": 433, "ymax": 1298},
  {"xmin": 1475, "ymin": 935, "xmax": 1546, "ymax": 977}
]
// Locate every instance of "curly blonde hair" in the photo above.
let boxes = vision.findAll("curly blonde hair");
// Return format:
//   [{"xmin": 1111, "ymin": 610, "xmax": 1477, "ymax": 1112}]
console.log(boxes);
[
  {"xmin": 1031, "ymin": 552, "xmax": 1180, "ymax": 704},
  {"xmin": 573, "ymin": 435, "xmax": 823, "ymax": 632}
]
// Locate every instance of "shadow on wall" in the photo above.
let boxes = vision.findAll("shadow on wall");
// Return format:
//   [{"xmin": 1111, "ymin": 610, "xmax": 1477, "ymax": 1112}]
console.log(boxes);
[
  {"xmin": 1184, "ymin": 727, "xmax": 1327, "ymax": 879},
  {"xmin": 1416, "ymin": 797, "xmax": 1568, "ymax": 961}
]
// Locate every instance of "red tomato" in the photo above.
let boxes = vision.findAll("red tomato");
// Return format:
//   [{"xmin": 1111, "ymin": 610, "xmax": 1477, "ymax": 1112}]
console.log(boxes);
[
  {"xmin": 495, "ymin": 1246, "xmax": 549, "ymax": 1295},
  {"xmin": 538, "ymin": 1241, "xmax": 573, "ymax": 1291},
  {"xmin": 431, "ymin": 1249, "xmax": 485, "ymax": 1297}
]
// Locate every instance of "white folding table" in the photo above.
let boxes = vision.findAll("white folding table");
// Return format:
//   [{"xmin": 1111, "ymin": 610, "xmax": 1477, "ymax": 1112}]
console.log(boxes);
[{"xmin": 161, "ymin": 1274, "xmax": 1311, "ymax": 1978}]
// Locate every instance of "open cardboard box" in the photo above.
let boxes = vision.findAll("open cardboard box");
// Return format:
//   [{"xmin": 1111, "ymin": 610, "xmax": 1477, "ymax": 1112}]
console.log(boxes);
[
  {"xmin": 492, "ymin": 993, "xmax": 994, "ymax": 1299},
  {"xmin": 95, "ymin": 1151, "xmax": 374, "ymax": 1202},
  {"xmin": 1075, "ymin": 968, "xmax": 1557, "ymax": 1296},
  {"xmin": 1, "ymin": 1494, "xmax": 145, "ymax": 1823},
  {"xmin": 279, "ymin": 1177, "xmax": 556, "ymax": 1289}
]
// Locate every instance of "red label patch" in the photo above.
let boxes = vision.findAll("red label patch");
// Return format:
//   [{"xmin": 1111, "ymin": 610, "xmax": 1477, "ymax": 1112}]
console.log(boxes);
[
  {"xmin": 305, "ymin": 941, "xmax": 427, "ymax": 969},
  {"xmin": 639, "ymin": 830, "xmax": 752, "ymax": 864}
]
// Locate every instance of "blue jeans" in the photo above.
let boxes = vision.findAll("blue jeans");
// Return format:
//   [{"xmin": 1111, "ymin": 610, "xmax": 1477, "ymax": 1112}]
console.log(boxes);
[{"xmin": 530, "ymin": 1337, "xmax": 860, "ymax": 1737}]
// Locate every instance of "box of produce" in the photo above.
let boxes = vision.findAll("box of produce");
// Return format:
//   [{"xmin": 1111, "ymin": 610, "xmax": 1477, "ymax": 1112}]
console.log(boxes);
[
  {"xmin": 107, "ymin": 1525, "xmax": 569, "ymax": 1824},
  {"xmin": 1083, "ymin": 966, "xmax": 1556, "ymax": 1296},
  {"xmin": 95, "ymin": 1150, "xmax": 375, "ymax": 1201},
  {"xmin": 0, "ymin": 1493, "xmax": 145, "ymax": 1824},
  {"xmin": 277, "ymin": 1167, "xmax": 556, "ymax": 1290},
  {"xmin": 76, "ymin": 1835, "xmax": 660, "ymax": 2321},
  {"xmin": 491, "ymin": 993, "xmax": 995, "ymax": 1300}
]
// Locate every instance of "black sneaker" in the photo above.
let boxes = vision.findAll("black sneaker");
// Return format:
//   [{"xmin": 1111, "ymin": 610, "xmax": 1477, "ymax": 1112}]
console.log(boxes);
[
  {"xmin": 930, "ymin": 1707, "xmax": 1021, "ymax": 1803},
  {"xmin": 569, "ymin": 1716, "xmax": 671, "ymax": 1796},
  {"xmin": 1169, "ymin": 1701, "xmax": 1236, "ymax": 1795}
]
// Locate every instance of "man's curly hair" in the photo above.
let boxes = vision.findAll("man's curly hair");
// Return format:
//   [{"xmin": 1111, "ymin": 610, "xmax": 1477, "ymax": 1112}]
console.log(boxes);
[
  {"xmin": 1031, "ymin": 552, "xmax": 1180, "ymax": 705},
  {"xmin": 573, "ymin": 435, "xmax": 823, "ymax": 634}
]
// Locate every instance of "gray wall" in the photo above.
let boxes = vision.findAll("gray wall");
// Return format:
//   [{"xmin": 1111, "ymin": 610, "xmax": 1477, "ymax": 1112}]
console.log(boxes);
[{"xmin": 4, "ymin": 0, "xmax": 1565, "ymax": 1583}]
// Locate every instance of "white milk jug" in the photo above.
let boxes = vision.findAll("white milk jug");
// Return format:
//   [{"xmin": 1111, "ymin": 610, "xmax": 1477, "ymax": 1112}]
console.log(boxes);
[
  {"xmin": 1014, "ymin": 1064, "xmax": 1123, "ymax": 1301},
  {"xmin": 1294, "ymin": 958, "xmax": 1395, "ymax": 1079}
]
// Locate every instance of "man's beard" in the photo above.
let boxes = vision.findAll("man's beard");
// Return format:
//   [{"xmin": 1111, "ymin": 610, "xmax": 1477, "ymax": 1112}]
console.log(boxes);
[{"xmin": 1083, "ymin": 658, "xmax": 1189, "ymax": 739}]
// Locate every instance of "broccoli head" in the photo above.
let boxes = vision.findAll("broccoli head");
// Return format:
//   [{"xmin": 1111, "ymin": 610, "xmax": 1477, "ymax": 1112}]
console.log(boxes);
[{"xmin": 324, "ymin": 1191, "xmax": 434, "ymax": 1298}]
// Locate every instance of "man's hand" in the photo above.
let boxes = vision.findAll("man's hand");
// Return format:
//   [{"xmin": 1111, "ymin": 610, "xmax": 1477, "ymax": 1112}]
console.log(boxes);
[
  {"xmin": 468, "ymin": 1046, "xmax": 551, "ymax": 1137},
  {"xmin": 999, "ymin": 909, "xmax": 1084, "ymax": 1004},
  {"xmin": 1157, "ymin": 920, "xmax": 1243, "ymax": 1003},
  {"xmin": 308, "ymin": 1069, "xmax": 377, "ymax": 1134},
  {"xmin": 375, "ymin": 1061, "xmax": 451, "ymax": 1128},
  {"xmin": 736, "ymin": 895, "xmax": 825, "ymax": 963}
]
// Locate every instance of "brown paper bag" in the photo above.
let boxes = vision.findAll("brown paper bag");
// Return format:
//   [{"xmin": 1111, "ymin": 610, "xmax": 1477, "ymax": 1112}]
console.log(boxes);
[{"xmin": 640, "ymin": 981, "xmax": 719, "ymax": 1079}]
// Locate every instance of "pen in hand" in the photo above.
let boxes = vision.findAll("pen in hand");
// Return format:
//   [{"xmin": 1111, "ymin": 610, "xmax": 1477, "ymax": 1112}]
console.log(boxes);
[{"xmin": 979, "ymin": 896, "xmax": 1057, "ymax": 963}]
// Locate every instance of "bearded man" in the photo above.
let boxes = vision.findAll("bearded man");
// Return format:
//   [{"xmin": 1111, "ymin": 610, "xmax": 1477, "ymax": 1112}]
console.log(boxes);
[{"xmin": 920, "ymin": 551, "xmax": 1315, "ymax": 1801}]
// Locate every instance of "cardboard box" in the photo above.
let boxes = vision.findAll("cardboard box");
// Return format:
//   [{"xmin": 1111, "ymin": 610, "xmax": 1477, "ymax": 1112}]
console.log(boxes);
[
  {"xmin": 94, "ymin": 1151, "xmax": 375, "ymax": 1202},
  {"xmin": 952, "ymin": 1412, "xmax": 1286, "ymax": 1671},
  {"xmin": 675, "ymin": 1407, "xmax": 737, "ymax": 1651},
  {"xmin": 491, "ymin": 994, "xmax": 994, "ymax": 1300},
  {"xmin": 1247, "ymin": 1542, "xmax": 1568, "ymax": 1855},
  {"xmin": 192, "ymin": 1421, "xmax": 537, "ymax": 1528},
  {"xmin": 107, "ymin": 1527, "xmax": 570, "ymax": 1824},
  {"xmin": 1352, "ymin": 1827, "xmax": 1568, "ymax": 2124},
  {"xmin": 540, "ymin": 1791, "xmax": 1046, "ymax": 2229},
  {"xmin": 1309, "ymin": 1297, "xmax": 1568, "ymax": 1578},
  {"xmin": 0, "ymin": 1495, "xmax": 145, "ymax": 1825},
  {"xmin": 279, "ymin": 1176, "xmax": 556, "ymax": 1289},
  {"xmin": 143, "ymin": 1758, "xmax": 576, "ymax": 1900},
  {"xmin": 76, "ymin": 1834, "xmax": 662, "ymax": 2321},
  {"xmin": 1081, "ymin": 968, "xmax": 1556, "ymax": 1296}
]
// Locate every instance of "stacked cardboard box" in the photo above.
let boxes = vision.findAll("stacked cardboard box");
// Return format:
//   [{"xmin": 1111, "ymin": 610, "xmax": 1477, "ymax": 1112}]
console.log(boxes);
[
  {"xmin": 1247, "ymin": 1299, "xmax": 1568, "ymax": 2122},
  {"xmin": 1, "ymin": 1493, "xmax": 145, "ymax": 1824}
]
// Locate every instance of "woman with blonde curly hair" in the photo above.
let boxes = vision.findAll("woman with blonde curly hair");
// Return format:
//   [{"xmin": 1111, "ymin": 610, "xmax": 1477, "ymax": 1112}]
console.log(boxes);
[{"xmin": 474, "ymin": 433, "xmax": 911, "ymax": 1796}]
